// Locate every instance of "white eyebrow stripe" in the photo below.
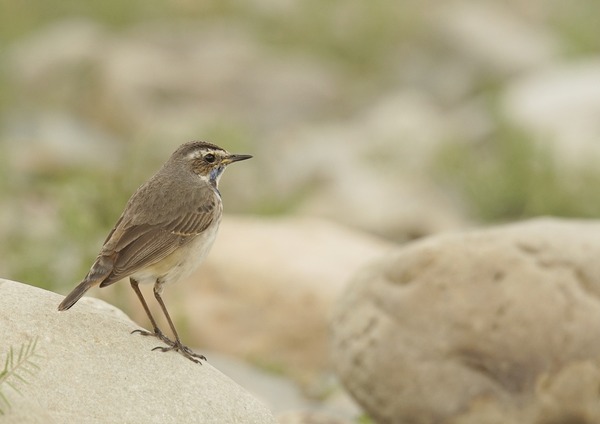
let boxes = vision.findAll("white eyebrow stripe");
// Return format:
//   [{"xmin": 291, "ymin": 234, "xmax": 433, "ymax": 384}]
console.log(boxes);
[{"xmin": 186, "ymin": 150, "xmax": 204, "ymax": 160}]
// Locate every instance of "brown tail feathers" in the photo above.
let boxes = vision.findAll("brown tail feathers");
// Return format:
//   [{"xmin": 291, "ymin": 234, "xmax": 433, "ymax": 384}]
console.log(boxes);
[
  {"xmin": 58, "ymin": 255, "xmax": 113, "ymax": 311},
  {"xmin": 57, "ymin": 280, "xmax": 98, "ymax": 311}
]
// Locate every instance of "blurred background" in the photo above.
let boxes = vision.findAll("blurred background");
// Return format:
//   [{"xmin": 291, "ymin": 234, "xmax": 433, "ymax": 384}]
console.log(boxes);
[
  {"xmin": 2, "ymin": 0, "xmax": 600, "ymax": 419},
  {"xmin": 2, "ymin": 0, "xmax": 600, "ymax": 291}
]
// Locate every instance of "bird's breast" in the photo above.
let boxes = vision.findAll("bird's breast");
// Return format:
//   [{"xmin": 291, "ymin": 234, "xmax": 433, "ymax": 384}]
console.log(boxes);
[{"xmin": 133, "ymin": 217, "xmax": 221, "ymax": 286}]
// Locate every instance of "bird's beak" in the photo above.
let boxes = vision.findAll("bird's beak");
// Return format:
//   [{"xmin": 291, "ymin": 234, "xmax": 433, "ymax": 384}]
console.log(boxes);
[{"xmin": 224, "ymin": 154, "xmax": 253, "ymax": 164}]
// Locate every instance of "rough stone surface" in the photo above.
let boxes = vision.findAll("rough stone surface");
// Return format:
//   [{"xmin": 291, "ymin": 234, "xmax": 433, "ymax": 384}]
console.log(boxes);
[
  {"xmin": 0, "ymin": 279, "xmax": 277, "ymax": 424},
  {"xmin": 331, "ymin": 218, "xmax": 600, "ymax": 424}
]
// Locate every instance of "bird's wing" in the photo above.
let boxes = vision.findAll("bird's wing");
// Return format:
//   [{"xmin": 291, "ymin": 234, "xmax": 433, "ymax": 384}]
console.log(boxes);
[{"xmin": 98, "ymin": 184, "xmax": 219, "ymax": 287}]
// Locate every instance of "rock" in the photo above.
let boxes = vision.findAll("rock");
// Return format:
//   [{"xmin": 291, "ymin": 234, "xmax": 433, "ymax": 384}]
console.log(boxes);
[
  {"xmin": 2, "ymin": 112, "xmax": 122, "ymax": 173},
  {"xmin": 331, "ymin": 218, "xmax": 600, "ymax": 424},
  {"xmin": 277, "ymin": 411, "xmax": 350, "ymax": 424},
  {"xmin": 299, "ymin": 173, "xmax": 466, "ymax": 241},
  {"xmin": 264, "ymin": 91, "xmax": 470, "ymax": 240},
  {"xmin": 98, "ymin": 216, "xmax": 394, "ymax": 384},
  {"xmin": 435, "ymin": 3, "xmax": 560, "ymax": 75},
  {"xmin": 6, "ymin": 19, "xmax": 339, "ymax": 140},
  {"xmin": 6, "ymin": 19, "xmax": 105, "ymax": 96},
  {"xmin": 0, "ymin": 279, "xmax": 276, "ymax": 424},
  {"xmin": 501, "ymin": 59, "xmax": 600, "ymax": 167},
  {"xmin": 196, "ymin": 351, "xmax": 362, "ymax": 422}
]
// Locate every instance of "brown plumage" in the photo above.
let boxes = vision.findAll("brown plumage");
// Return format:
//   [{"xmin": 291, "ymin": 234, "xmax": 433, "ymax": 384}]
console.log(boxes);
[{"xmin": 58, "ymin": 141, "xmax": 252, "ymax": 363}]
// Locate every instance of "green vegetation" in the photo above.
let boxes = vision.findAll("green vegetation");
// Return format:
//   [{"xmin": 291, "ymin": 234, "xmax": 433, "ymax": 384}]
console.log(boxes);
[
  {"xmin": 550, "ymin": 1, "xmax": 600, "ymax": 56},
  {"xmin": 356, "ymin": 414, "xmax": 375, "ymax": 424},
  {"xmin": 0, "ymin": 161, "xmax": 134, "ymax": 291},
  {"xmin": 434, "ymin": 122, "xmax": 600, "ymax": 222},
  {"xmin": 0, "ymin": 338, "xmax": 42, "ymax": 415}
]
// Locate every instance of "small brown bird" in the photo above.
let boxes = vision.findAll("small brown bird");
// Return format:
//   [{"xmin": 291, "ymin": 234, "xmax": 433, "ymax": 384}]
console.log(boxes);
[{"xmin": 58, "ymin": 141, "xmax": 252, "ymax": 363}]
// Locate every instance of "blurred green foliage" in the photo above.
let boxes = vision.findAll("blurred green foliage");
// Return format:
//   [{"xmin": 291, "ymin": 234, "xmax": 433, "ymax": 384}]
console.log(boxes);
[
  {"xmin": 550, "ymin": 0, "xmax": 600, "ymax": 55},
  {"xmin": 356, "ymin": 414, "xmax": 375, "ymax": 424},
  {"xmin": 0, "ymin": 162, "xmax": 133, "ymax": 290},
  {"xmin": 0, "ymin": 0, "xmax": 421, "ymax": 67},
  {"xmin": 434, "ymin": 121, "xmax": 600, "ymax": 222}
]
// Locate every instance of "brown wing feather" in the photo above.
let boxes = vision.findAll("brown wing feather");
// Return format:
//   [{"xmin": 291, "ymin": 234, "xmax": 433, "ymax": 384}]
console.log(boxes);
[
  {"xmin": 168, "ymin": 207, "xmax": 215, "ymax": 236},
  {"xmin": 102, "ymin": 230, "xmax": 182, "ymax": 285},
  {"xmin": 98, "ymin": 182, "xmax": 218, "ymax": 287}
]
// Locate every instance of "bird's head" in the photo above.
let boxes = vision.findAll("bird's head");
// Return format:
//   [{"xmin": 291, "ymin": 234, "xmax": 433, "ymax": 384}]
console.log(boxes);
[{"xmin": 174, "ymin": 141, "xmax": 252, "ymax": 186}]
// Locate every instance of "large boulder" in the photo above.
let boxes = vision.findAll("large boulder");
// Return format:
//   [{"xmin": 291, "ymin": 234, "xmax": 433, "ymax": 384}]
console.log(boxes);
[
  {"xmin": 0, "ymin": 279, "xmax": 276, "ymax": 424},
  {"xmin": 331, "ymin": 218, "xmax": 600, "ymax": 424}
]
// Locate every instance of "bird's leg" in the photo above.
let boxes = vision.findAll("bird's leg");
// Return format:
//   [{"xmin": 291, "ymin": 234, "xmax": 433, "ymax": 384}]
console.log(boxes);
[
  {"xmin": 129, "ymin": 278, "xmax": 173, "ymax": 345},
  {"xmin": 151, "ymin": 282, "xmax": 206, "ymax": 364}
]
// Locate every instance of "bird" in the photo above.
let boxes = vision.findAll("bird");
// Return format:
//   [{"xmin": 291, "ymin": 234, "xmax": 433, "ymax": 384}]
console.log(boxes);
[{"xmin": 58, "ymin": 141, "xmax": 252, "ymax": 363}]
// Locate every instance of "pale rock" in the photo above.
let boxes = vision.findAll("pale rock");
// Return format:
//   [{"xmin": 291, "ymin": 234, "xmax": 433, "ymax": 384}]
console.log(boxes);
[
  {"xmin": 277, "ymin": 411, "xmax": 350, "ymax": 424},
  {"xmin": 501, "ymin": 60, "xmax": 600, "ymax": 167},
  {"xmin": 105, "ymin": 21, "xmax": 337, "ymax": 136},
  {"xmin": 6, "ymin": 19, "xmax": 339, "ymax": 140},
  {"xmin": 301, "ymin": 172, "xmax": 466, "ymax": 241},
  {"xmin": 190, "ymin": 350, "xmax": 363, "ymax": 422},
  {"xmin": 354, "ymin": 90, "xmax": 449, "ymax": 168},
  {"xmin": 435, "ymin": 3, "xmax": 560, "ymax": 74},
  {"xmin": 266, "ymin": 91, "xmax": 469, "ymax": 240},
  {"xmin": 2, "ymin": 112, "xmax": 122, "ymax": 173},
  {"xmin": 271, "ymin": 90, "xmax": 449, "ymax": 184},
  {"xmin": 7, "ymin": 19, "xmax": 105, "ymax": 87},
  {"xmin": 332, "ymin": 218, "xmax": 600, "ymax": 424},
  {"xmin": 207, "ymin": 352, "xmax": 359, "ymax": 419},
  {"xmin": 0, "ymin": 279, "xmax": 276, "ymax": 424}
]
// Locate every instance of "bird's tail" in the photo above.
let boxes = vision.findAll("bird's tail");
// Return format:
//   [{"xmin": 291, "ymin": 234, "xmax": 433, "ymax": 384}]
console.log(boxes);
[
  {"xmin": 57, "ymin": 279, "xmax": 99, "ymax": 311},
  {"xmin": 57, "ymin": 256, "xmax": 113, "ymax": 311}
]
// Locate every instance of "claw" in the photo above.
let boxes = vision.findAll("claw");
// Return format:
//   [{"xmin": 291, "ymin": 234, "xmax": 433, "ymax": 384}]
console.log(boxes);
[
  {"xmin": 129, "ymin": 279, "xmax": 206, "ymax": 364},
  {"xmin": 151, "ymin": 340, "xmax": 206, "ymax": 364},
  {"xmin": 131, "ymin": 328, "xmax": 174, "ymax": 345}
]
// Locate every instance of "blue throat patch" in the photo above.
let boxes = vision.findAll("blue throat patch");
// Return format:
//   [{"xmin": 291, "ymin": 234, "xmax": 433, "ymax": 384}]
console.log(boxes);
[{"xmin": 209, "ymin": 166, "xmax": 224, "ymax": 185}]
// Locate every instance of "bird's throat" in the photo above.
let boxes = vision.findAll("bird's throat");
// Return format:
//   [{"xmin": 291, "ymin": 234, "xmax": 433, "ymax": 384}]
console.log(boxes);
[{"xmin": 209, "ymin": 166, "xmax": 224, "ymax": 189}]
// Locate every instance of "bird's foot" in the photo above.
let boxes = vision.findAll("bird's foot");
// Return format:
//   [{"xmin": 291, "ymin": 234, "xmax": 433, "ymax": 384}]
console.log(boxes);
[
  {"xmin": 131, "ymin": 327, "xmax": 174, "ymax": 346},
  {"xmin": 152, "ymin": 340, "xmax": 207, "ymax": 364}
]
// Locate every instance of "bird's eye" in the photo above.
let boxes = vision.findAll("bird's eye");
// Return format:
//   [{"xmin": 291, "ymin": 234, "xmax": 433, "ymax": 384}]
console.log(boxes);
[{"xmin": 204, "ymin": 153, "xmax": 216, "ymax": 163}]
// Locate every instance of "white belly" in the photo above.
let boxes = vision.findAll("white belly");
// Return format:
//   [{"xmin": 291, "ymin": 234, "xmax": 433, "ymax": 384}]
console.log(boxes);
[{"xmin": 131, "ymin": 219, "xmax": 220, "ymax": 286}]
